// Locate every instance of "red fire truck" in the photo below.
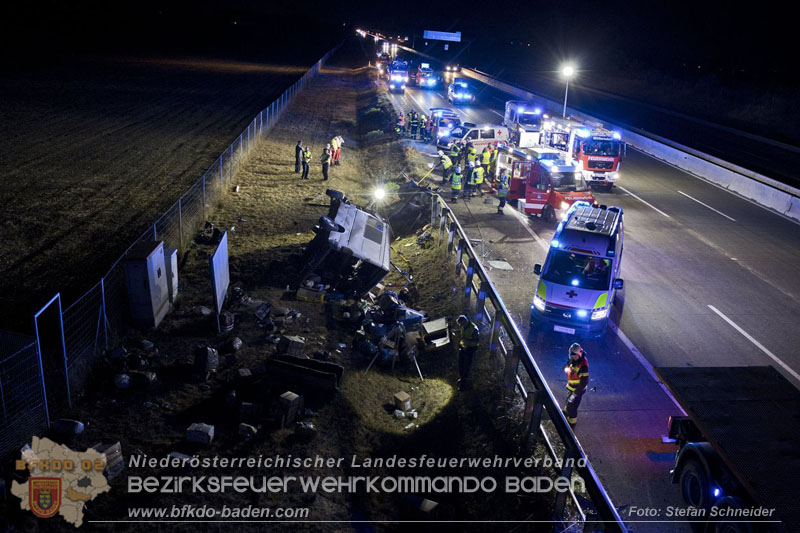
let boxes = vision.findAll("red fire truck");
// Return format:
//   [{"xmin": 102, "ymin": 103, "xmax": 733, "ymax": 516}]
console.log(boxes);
[
  {"xmin": 494, "ymin": 144, "xmax": 596, "ymax": 221},
  {"xmin": 540, "ymin": 116, "xmax": 623, "ymax": 191}
]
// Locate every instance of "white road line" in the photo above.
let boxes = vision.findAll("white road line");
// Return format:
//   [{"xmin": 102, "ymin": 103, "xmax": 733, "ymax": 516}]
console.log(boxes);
[
  {"xmin": 489, "ymin": 109, "xmax": 504, "ymax": 118},
  {"xmin": 405, "ymin": 91, "xmax": 427, "ymax": 113},
  {"xmin": 677, "ymin": 190, "xmax": 736, "ymax": 221},
  {"xmin": 608, "ymin": 320, "xmax": 687, "ymax": 414},
  {"xmin": 492, "ymin": 96, "xmax": 505, "ymax": 103},
  {"xmin": 707, "ymin": 305, "xmax": 800, "ymax": 383},
  {"xmin": 508, "ymin": 208, "xmax": 549, "ymax": 251},
  {"xmin": 618, "ymin": 185, "xmax": 672, "ymax": 218}
]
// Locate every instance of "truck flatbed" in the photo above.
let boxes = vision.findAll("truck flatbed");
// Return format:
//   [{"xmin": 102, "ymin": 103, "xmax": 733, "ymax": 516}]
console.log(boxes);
[{"xmin": 655, "ymin": 366, "xmax": 800, "ymax": 527}]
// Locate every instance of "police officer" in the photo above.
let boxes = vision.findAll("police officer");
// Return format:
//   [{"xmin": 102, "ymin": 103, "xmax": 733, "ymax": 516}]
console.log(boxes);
[
  {"xmin": 301, "ymin": 145, "xmax": 312, "ymax": 179},
  {"xmin": 438, "ymin": 150, "xmax": 453, "ymax": 183},
  {"xmin": 321, "ymin": 148, "xmax": 331, "ymax": 181},
  {"xmin": 456, "ymin": 314, "xmax": 480, "ymax": 391},
  {"xmin": 496, "ymin": 169, "xmax": 510, "ymax": 214},
  {"xmin": 450, "ymin": 166, "xmax": 463, "ymax": 203},
  {"xmin": 295, "ymin": 140, "xmax": 303, "ymax": 173},
  {"xmin": 563, "ymin": 343, "xmax": 589, "ymax": 428}
]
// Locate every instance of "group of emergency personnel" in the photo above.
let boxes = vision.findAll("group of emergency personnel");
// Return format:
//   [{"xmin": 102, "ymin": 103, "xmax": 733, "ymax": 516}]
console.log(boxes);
[
  {"xmin": 294, "ymin": 136, "xmax": 344, "ymax": 181},
  {"xmin": 437, "ymin": 142, "xmax": 508, "ymax": 212},
  {"xmin": 396, "ymin": 110, "xmax": 432, "ymax": 141}
]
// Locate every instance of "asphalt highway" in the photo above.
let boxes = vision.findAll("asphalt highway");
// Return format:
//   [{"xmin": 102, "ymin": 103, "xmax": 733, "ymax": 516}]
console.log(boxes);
[{"xmin": 384, "ymin": 75, "xmax": 800, "ymax": 531}]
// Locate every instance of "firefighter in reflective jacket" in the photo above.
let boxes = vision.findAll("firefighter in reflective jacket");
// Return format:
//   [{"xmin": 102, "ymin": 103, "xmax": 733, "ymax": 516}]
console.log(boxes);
[
  {"xmin": 563, "ymin": 343, "xmax": 589, "ymax": 428},
  {"xmin": 450, "ymin": 166, "xmax": 463, "ymax": 203},
  {"xmin": 481, "ymin": 146, "xmax": 491, "ymax": 176},
  {"xmin": 490, "ymin": 144, "xmax": 499, "ymax": 175},
  {"xmin": 410, "ymin": 113, "xmax": 420, "ymax": 139},
  {"xmin": 438, "ymin": 150, "xmax": 453, "ymax": 182},
  {"xmin": 496, "ymin": 170, "xmax": 509, "ymax": 214},
  {"xmin": 466, "ymin": 142, "xmax": 477, "ymax": 165},
  {"xmin": 449, "ymin": 143, "xmax": 461, "ymax": 167},
  {"xmin": 301, "ymin": 146, "xmax": 312, "ymax": 180},
  {"xmin": 321, "ymin": 148, "xmax": 331, "ymax": 181},
  {"xmin": 472, "ymin": 164, "xmax": 485, "ymax": 197},
  {"xmin": 456, "ymin": 314, "xmax": 480, "ymax": 391}
]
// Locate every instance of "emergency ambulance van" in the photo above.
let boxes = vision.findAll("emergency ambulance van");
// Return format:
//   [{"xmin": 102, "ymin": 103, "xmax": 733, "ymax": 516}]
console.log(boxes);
[{"xmin": 531, "ymin": 202, "xmax": 624, "ymax": 337}]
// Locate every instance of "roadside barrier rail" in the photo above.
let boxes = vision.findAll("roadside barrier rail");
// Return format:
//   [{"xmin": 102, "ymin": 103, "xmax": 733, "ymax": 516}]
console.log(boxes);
[{"xmin": 427, "ymin": 190, "xmax": 626, "ymax": 531}]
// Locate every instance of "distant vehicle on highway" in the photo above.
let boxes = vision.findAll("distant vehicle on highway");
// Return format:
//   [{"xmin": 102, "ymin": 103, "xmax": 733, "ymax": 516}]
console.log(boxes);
[
  {"xmin": 387, "ymin": 60, "xmax": 409, "ymax": 93},
  {"xmin": 447, "ymin": 78, "xmax": 476, "ymax": 105},
  {"xmin": 429, "ymin": 107, "xmax": 461, "ymax": 141},
  {"xmin": 444, "ymin": 64, "xmax": 461, "ymax": 73},
  {"xmin": 436, "ymin": 122, "xmax": 509, "ymax": 152},
  {"xmin": 415, "ymin": 63, "xmax": 439, "ymax": 88},
  {"xmin": 376, "ymin": 53, "xmax": 391, "ymax": 77},
  {"xmin": 532, "ymin": 202, "xmax": 624, "ymax": 338}
]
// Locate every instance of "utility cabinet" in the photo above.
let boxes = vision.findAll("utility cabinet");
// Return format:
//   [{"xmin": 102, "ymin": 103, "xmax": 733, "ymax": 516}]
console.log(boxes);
[
  {"xmin": 165, "ymin": 247, "xmax": 179, "ymax": 303},
  {"xmin": 124, "ymin": 241, "xmax": 169, "ymax": 328}
]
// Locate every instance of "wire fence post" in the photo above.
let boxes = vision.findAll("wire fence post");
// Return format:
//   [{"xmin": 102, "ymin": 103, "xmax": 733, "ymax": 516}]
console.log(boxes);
[
  {"xmin": 177, "ymin": 197, "xmax": 183, "ymax": 251},
  {"xmin": 35, "ymin": 338, "xmax": 51, "ymax": 429},
  {"xmin": 455, "ymin": 238, "xmax": 466, "ymax": 275},
  {"xmin": 100, "ymin": 277, "xmax": 108, "ymax": 351},
  {"xmin": 152, "ymin": 223, "xmax": 157, "ymax": 241},
  {"xmin": 202, "ymin": 175, "xmax": 207, "ymax": 221}
]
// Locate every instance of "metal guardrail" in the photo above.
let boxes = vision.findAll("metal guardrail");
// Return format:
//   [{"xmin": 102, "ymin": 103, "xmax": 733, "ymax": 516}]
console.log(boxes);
[{"xmin": 425, "ymin": 191, "xmax": 626, "ymax": 530}]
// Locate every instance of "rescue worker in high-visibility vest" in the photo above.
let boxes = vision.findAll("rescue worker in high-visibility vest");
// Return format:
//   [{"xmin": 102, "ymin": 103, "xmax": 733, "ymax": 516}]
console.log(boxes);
[
  {"xmin": 410, "ymin": 112, "xmax": 419, "ymax": 139},
  {"xmin": 295, "ymin": 140, "xmax": 303, "ymax": 173},
  {"xmin": 450, "ymin": 166, "xmax": 463, "ymax": 203},
  {"xmin": 496, "ymin": 169, "xmax": 509, "ymax": 214},
  {"xmin": 472, "ymin": 163, "xmax": 485, "ymax": 197},
  {"xmin": 456, "ymin": 314, "xmax": 480, "ymax": 391},
  {"xmin": 424, "ymin": 117, "xmax": 433, "ymax": 142},
  {"xmin": 397, "ymin": 113, "xmax": 406, "ymax": 135},
  {"xmin": 448, "ymin": 143, "xmax": 461, "ymax": 168},
  {"xmin": 438, "ymin": 150, "xmax": 453, "ymax": 183},
  {"xmin": 481, "ymin": 146, "xmax": 491, "ymax": 177},
  {"xmin": 419, "ymin": 114, "xmax": 427, "ymax": 141},
  {"xmin": 321, "ymin": 148, "xmax": 331, "ymax": 181},
  {"xmin": 301, "ymin": 145, "xmax": 312, "ymax": 180},
  {"xmin": 563, "ymin": 343, "xmax": 589, "ymax": 428},
  {"xmin": 336, "ymin": 136, "xmax": 344, "ymax": 164},
  {"xmin": 465, "ymin": 162, "xmax": 476, "ymax": 200},
  {"xmin": 330, "ymin": 136, "xmax": 340, "ymax": 166},
  {"xmin": 490, "ymin": 144, "xmax": 499, "ymax": 176},
  {"xmin": 466, "ymin": 142, "xmax": 477, "ymax": 166}
]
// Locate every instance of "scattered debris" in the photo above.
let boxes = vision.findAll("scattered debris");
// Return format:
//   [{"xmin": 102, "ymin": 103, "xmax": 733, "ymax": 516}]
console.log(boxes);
[
  {"xmin": 129, "ymin": 370, "xmax": 158, "ymax": 388},
  {"xmin": 394, "ymin": 410, "xmax": 405, "ymax": 419},
  {"xmin": 280, "ymin": 391, "xmax": 304, "ymax": 428},
  {"xmin": 394, "ymin": 391, "xmax": 411, "ymax": 411},
  {"xmin": 194, "ymin": 345, "xmax": 219, "ymax": 381},
  {"xmin": 404, "ymin": 422, "xmax": 416, "ymax": 430},
  {"xmin": 255, "ymin": 303, "xmax": 272, "ymax": 321},
  {"xmin": 297, "ymin": 421, "xmax": 316, "ymax": 434},
  {"xmin": 140, "ymin": 339, "xmax": 155, "ymax": 351},
  {"xmin": 224, "ymin": 337, "xmax": 243, "ymax": 353},
  {"xmin": 487, "ymin": 260, "xmax": 513, "ymax": 271},
  {"xmin": 278, "ymin": 335, "xmax": 305, "ymax": 356},
  {"xmin": 225, "ymin": 390, "xmax": 237, "ymax": 408},
  {"xmin": 237, "ymin": 368, "xmax": 252, "ymax": 379},
  {"xmin": 221, "ymin": 311, "xmax": 235, "ymax": 331},
  {"xmin": 238, "ymin": 423, "xmax": 258, "ymax": 438},
  {"xmin": 239, "ymin": 402, "xmax": 263, "ymax": 420},
  {"xmin": 113, "ymin": 373, "xmax": 131, "ymax": 390},
  {"xmin": 186, "ymin": 423, "xmax": 214, "ymax": 444},
  {"xmin": 419, "ymin": 499, "xmax": 439, "ymax": 513},
  {"xmin": 196, "ymin": 306, "xmax": 213, "ymax": 317},
  {"xmin": 52, "ymin": 419, "xmax": 85, "ymax": 435}
]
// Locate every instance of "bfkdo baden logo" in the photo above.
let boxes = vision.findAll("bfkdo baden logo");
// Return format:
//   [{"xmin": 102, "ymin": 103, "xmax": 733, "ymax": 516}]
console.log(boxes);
[{"xmin": 30, "ymin": 478, "xmax": 62, "ymax": 518}]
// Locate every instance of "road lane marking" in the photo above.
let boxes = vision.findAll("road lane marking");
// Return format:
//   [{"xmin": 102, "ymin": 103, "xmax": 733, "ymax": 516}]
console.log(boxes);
[
  {"xmin": 618, "ymin": 186, "xmax": 672, "ymax": 218},
  {"xmin": 608, "ymin": 320, "xmax": 687, "ymax": 414},
  {"xmin": 677, "ymin": 190, "xmax": 736, "ymax": 221},
  {"xmin": 707, "ymin": 304, "xmax": 800, "ymax": 383},
  {"xmin": 489, "ymin": 109, "xmax": 504, "ymax": 118},
  {"xmin": 405, "ymin": 91, "xmax": 427, "ymax": 113}
]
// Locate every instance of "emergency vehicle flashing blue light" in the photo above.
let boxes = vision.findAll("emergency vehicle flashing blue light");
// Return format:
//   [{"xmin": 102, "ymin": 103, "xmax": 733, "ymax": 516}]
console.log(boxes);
[
  {"xmin": 577, "ymin": 129, "xmax": 591, "ymax": 138},
  {"xmin": 612, "ymin": 132, "xmax": 621, "ymax": 140},
  {"xmin": 571, "ymin": 279, "xmax": 579, "ymax": 286},
  {"xmin": 551, "ymin": 239, "xmax": 561, "ymax": 248},
  {"xmin": 577, "ymin": 310, "xmax": 588, "ymax": 317},
  {"xmin": 713, "ymin": 488, "xmax": 721, "ymax": 497}
]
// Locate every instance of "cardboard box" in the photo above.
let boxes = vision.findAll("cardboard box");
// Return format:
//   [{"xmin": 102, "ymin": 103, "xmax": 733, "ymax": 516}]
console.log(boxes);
[{"xmin": 394, "ymin": 391, "xmax": 411, "ymax": 411}]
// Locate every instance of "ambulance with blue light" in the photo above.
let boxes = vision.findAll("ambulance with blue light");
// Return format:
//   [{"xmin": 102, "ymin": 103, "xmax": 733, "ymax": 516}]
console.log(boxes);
[
  {"xmin": 447, "ymin": 78, "xmax": 476, "ymax": 105},
  {"xmin": 531, "ymin": 202, "xmax": 624, "ymax": 337}
]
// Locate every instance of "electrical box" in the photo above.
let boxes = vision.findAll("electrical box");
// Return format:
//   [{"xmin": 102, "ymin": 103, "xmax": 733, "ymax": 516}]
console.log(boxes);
[
  {"xmin": 165, "ymin": 247, "xmax": 179, "ymax": 303},
  {"xmin": 124, "ymin": 241, "xmax": 169, "ymax": 328}
]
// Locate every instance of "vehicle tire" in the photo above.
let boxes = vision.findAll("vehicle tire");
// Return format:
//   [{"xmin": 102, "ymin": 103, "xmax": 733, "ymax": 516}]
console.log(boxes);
[
  {"xmin": 679, "ymin": 458, "xmax": 712, "ymax": 511},
  {"xmin": 604, "ymin": 184, "xmax": 614, "ymax": 192},
  {"xmin": 542, "ymin": 205, "xmax": 556, "ymax": 222},
  {"xmin": 711, "ymin": 497, "xmax": 753, "ymax": 533}
]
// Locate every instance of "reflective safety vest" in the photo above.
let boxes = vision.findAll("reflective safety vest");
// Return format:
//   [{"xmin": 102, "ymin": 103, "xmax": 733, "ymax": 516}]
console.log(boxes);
[
  {"xmin": 565, "ymin": 355, "xmax": 589, "ymax": 393},
  {"xmin": 303, "ymin": 149, "xmax": 312, "ymax": 163},
  {"xmin": 330, "ymin": 138, "xmax": 339, "ymax": 150},
  {"xmin": 466, "ymin": 146, "xmax": 477, "ymax": 162},
  {"xmin": 410, "ymin": 117, "xmax": 420, "ymax": 126},
  {"xmin": 491, "ymin": 147, "xmax": 499, "ymax": 164},
  {"xmin": 440, "ymin": 155, "xmax": 453, "ymax": 169},
  {"xmin": 459, "ymin": 322, "xmax": 480, "ymax": 348},
  {"xmin": 481, "ymin": 150, "xmax": 491, "ymax": 165},
  {"xmin": 472, "ymin": 166, "xmax": 485, "ymax": 185},
  {"xmin": 451, "ymin": 172, "xmax": 463, "ymax": 190},
  {"xmin": 449, "ymin": 145, "xmax": 460, "ymax": 159},
  {"xmin": 398, "ymin": 116, "xmax": 405, "ymax": 126},
  {"xmin": 497, "ymin": 175, "xmax": 509, "ymax": 197},
  {"xmin": 321, "ymin": 152, "xmax": 331, "ymax": 164}
]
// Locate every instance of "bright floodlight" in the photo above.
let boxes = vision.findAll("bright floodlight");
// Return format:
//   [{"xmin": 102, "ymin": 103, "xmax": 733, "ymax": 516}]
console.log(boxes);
[
  {"xmin": 373, "ymin": 187, "xmax": 386, "ymax": 201},
  {"xmin": 562, "ymin": 65, "xmax": 575, "ymax": 78}
]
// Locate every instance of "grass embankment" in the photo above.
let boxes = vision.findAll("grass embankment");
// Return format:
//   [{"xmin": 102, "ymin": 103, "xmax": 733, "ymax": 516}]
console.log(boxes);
[{"xmin": 3, "ymin": 61, "xmax": 553, "ymax": 532}]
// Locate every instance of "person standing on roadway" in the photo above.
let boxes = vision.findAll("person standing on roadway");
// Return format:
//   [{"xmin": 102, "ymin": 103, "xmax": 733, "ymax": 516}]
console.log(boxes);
[
  {"xmin": 455, "ymin": 314, "xmax": 480, "ymax": 391},
  {"xmin": 449, "ymin": 142, "xmax": 461, "ymax": 168},
  {"xmin": 490, "ymin": 144, "xmax": 499, "ymax": 176},
  {"xmin": 410, "ymin": 112, "xmax": 419, "ymax": 140},
  {"xmin": 496, "ymin": 170, "xmax": 509, "ymax": 214},
  {"xmin": 481, "ymin": 145, "xmax": 491, "ymax": 177},
  {"xmin": 321, "ymin": 147, "xmax": 331, "ymax": 181},
  {"xmin": 438, "ymin": 150, "xmax": 453, "ymax": 183},
  {"xmin": 472, "ymin": 163, "xmax": 485, "ymax": 197},
  {"xmin": 301, "ymin": 145, "xmax": 312, "ymax": 180},
  {"xmin": 295, "ymin": 140, "xmax": 303, "ymax": 173},
  {"xmin": 466, "ymin": 142, "xmax": 477, "ymax": 167},
  {"xmin": 563, "ymin": 343, "xmax": 589, "ymax": 429},
  {"xmin": 450, "ymin": 166, "xmax": 463, "ymax": 203}
]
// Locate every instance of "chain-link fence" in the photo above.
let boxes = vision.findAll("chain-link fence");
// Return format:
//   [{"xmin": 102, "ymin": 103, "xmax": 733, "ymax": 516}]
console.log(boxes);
[
  {"xmin": 0, "ymin": 44, "xmax": 340, "ymax": 458},
  {"xmin": 0, "ymin": 332, "xmax": 48, "ymax": 458}
]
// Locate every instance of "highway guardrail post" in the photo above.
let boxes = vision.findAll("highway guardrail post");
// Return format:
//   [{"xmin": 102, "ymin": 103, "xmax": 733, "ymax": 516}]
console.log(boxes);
[
  {"xmin": 523, "ymin": 390, "xmax": 546, "ymax": 454},
  {"xmin": 503, "ymin": 345, "xmax": 522, "ymax": 402}
]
